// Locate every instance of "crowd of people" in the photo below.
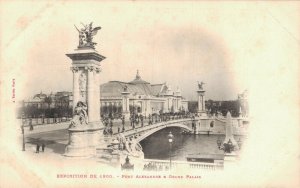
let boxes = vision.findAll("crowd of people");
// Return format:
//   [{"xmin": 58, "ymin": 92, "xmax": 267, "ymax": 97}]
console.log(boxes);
[
  {"xmin": 35, "ymin": 143, "xmax": 46, "ymax": 153},
  {"xmin": 101, "ymin": 112, "xmax": 196, "ymax": 136}
]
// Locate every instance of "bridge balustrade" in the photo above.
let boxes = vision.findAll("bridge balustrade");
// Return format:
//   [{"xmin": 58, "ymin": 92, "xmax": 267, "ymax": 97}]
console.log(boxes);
[
  {"xmin": 122, "ymin": 118, "xmax": 193, "ymax": 139},
  {"xmin": 143, "ymin": 159, "xmax": 223, "ymax": 171}
]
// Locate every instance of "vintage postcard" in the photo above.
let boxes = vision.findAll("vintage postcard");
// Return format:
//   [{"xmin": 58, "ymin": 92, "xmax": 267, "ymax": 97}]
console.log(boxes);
[{"xmin": 0, "ymin": 1, "xmax": 299, "ymax": 187}]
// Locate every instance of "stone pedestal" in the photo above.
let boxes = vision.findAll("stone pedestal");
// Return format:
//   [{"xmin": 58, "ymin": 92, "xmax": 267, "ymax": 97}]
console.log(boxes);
[
  {"xmin": 64, "ymin": 124, "xmax": 104, "ymax": 157},
  {"xmin": 223, "ymin": 112, "xmax": 239, "ymax": 149},
  {"xmin": 123, "ymin": 112, "xmax": 130, "ymax": 120},
  {"xmin": 197, "ymin": 89, "xmax": 207, "ymax": 116},
  {"xmin": 121, "ymin": 91, "xmax": 130, "ymax": 119},
  {"xmin": 223, "ymin": 152, "xmax": 238, "ymax": 170}
]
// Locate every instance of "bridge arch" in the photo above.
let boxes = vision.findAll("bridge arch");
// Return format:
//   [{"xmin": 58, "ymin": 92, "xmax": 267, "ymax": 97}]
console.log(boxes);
[{"xmin": 135, "ymin": 123, "xmax": 193, "ymax": 143}]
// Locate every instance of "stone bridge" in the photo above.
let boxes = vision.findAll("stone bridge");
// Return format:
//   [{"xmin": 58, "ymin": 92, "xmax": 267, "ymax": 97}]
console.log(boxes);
[
  {"xmin": 118, "ymin": 118, "xmax": 193, "ymax": 142},
  {"xmin": 116, "ymin": 117, "xmax": 249, "ymax": 143},
  {"xmin": 96, "ymin": 116, "xmax": 248, "ymax": 163}
]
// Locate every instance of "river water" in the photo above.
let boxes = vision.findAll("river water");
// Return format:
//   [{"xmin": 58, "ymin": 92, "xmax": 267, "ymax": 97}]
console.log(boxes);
[
  {"xmin": 140, "ymin": 127, "xmax": 244, "ymax": 161},
  {"xmin": 25, "ymin": 125, "xmax": 244, "ymax": 160}
]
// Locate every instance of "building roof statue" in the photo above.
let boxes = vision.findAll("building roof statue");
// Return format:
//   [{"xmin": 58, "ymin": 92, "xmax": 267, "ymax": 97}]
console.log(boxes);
[
  {"xmin": 33, "ymin": 91, "xmax": 47, "ymax": 100},
  {"xmin": 175, "ymin": 86, "xmax": 182, "ymax": 97},
  {"xmin": 165, "ymin": 84, "xmax": 173, "ymax": 96},
  {"xmin": 238, "ymin": 89, "xmax": 248, "ymax": 100},
  {"xmin": 123, "ymin": 84, "xmax": 128, "ymax": 92},
  {"xmin": 197, "ymin": 81, "xmax": 205, "ymax": 90},
  {"xmin": 136, "ymin": 70, "xmax": 141, "ymax": 79}
]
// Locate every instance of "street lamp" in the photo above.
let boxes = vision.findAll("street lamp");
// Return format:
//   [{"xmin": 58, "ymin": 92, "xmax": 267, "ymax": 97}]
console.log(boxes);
[
  {"xmin": 21, "ymin": 113, "xmax": 25, "ymax": 151},
  {"xmin": 132, "ymin": 99, "xmax": 135, "ymax": 128},
  {"xmin": 237, "ymin": 138, "xmax": 242, "ymax": 149},
  {"xmin": 168, "ymin": 131, "xmax": 174, "ymax": 170}
]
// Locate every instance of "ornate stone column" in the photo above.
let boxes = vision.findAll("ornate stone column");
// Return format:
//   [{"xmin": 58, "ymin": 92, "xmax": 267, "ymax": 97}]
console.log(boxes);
[
  {"xmin": 65, "ymin": 46, "xmax": 105, "ymax": 157},
  {"xmin": 178, "ymin": 97, "xmax": 182, "ymax": 112},
  {"xmin": 114, "ymin": 102, "xmax": 117, "ymax": 113},
  {"xmin": 71, "ymin": 67, "xmax": 79, "ymax": 111},
  {"xmin": 87, "ymin": 66, "xmax": 96, "ymax": 122},
  {"xmin": 105, "ymin": 102, "xmax": 108, "ymax": 114},
  {"xmin": 94, "ymin": 67, "xmax": 101, "ymax": 120},
  {"xmin": 145, "ymin": 98, "xmax": 151, "ymax": 116}
]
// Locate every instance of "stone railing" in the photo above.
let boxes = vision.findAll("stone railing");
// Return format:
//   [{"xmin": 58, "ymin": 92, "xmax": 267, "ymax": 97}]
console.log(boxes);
[
  {"xmin": 18, "ymin": 120, "xmax": 71, "ymax": 135},
  {"xmin": 20, "ymin": 117, "xmax": 71, "ymax": 127},
  {"xmin": 121, "ymin": 118, "xmax": 193, "ymax": 138},
  {"xmin": 143, "ymin": 159, "xmax": 223, "ymax": 171}
]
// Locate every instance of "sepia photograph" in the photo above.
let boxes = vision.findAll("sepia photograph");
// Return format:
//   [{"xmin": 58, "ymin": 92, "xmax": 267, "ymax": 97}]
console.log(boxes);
[{"xmin": 0, "ymin": 1, "xmax": 299, "ymax": 187}]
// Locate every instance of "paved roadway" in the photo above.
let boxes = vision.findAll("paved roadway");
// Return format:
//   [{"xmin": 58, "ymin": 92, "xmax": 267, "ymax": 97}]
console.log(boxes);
[{"xmin": 23, "ymin": 119, "xmax": 162, "ymax": 155}]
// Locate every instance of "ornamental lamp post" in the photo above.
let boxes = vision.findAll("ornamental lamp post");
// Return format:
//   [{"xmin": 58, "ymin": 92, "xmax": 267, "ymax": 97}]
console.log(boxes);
[
  {"xmin": 168, "ymin": 131, "xmax": 174, "ymax": 170},
  {"xmin": 217, "ymin": 138, "xmax": 239, "ymax": 153},
  {"xmin": 217, "ymin": 137, "xmax": 222, "ymax": 149}
]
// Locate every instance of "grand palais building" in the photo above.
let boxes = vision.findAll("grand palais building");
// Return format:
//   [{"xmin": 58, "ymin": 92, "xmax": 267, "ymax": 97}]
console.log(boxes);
[{"xmin": 100, "ymin": 70, "xmax": 188, "ymax": 116}]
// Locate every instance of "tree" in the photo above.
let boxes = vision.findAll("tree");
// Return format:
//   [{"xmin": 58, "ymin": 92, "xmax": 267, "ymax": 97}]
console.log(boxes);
[
  {"xmin": 188, "ymin": 101, "xmax": 198, "ymax": 113},
  {"xmin": 170, "ymin": 106, "xmax": 174, "ymax": 114},
  {"xmin": 44, "ymin": 96, "xmax": 52, "ymax": 109}
]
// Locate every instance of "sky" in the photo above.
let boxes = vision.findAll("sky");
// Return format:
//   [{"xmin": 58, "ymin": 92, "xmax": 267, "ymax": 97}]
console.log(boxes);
[{"xmin": 1, "ymin": 1, "xmax": 299, "ymax": 101}]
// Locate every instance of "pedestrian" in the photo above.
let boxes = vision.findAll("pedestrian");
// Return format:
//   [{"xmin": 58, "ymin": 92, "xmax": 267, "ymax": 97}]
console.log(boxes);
[
  {"xmin": 36, "ymin": 144, "xmax": 40, "ymax": 153},
  {"xmin": 140, "ymin": 116, "xmax": 144, "ymax": 127},
  {"xmin": 118, "ymin": 126, "xmax": 120, "ymax": 133},
  {"xmin": 110, "ymin": 119, "xmax": 113, "ymax": 127},
  {"xmin": 119, "ymin": 142, "xmax": 124, "ymax": 150},
  {"xmin": 29, "ymin": 118, "xmax": 33, "ymax": 131},
  {"xmin": 41, "ymin": 143, "xmax": 45, "ymax": 152},
  {"xmin": 130, "ymin": 116, "xmax": 133, "ymax": 127},
  {"xmin": 159, "ymin": 165, "xmax": 163, "ymax": 171},
  {"xmin": 122, "ymin": 116, "xmax": 125, "ymax": 126}
]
